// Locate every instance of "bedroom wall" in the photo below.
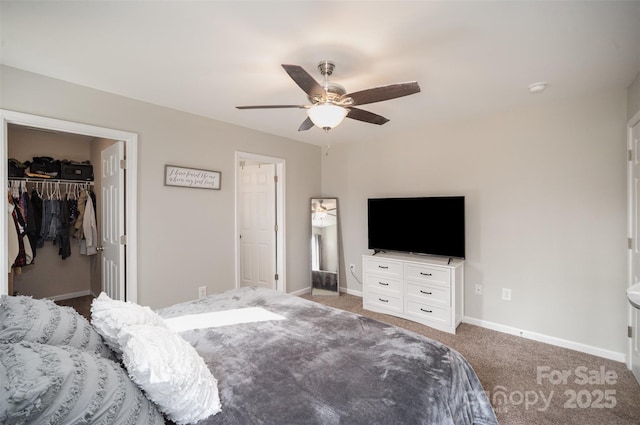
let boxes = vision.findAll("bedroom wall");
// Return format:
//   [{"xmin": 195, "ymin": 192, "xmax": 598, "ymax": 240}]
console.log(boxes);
[
  {"xmin": 0, "ymin": 65, "xmax": 321, "ymax": 308},
  {"xmin": 322, "ymin": 88, "xmax": 628, "ymax": 356},
  {"xmin": 629, "ymin": 71, "xmax": 640, "ymax": 121}
]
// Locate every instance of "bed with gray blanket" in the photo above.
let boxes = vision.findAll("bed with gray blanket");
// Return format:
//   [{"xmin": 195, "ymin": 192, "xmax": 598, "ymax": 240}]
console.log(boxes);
[{"xmin": 157, "ymin": 287, "xmax": 498, "ymax": 425}]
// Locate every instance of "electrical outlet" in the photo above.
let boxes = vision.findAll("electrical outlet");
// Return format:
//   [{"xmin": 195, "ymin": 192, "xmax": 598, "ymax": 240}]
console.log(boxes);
[
  {"xmin": 198, "ymin": 286, "xmax": 207, "ymax": 299},
  {"xmin": 474, "ymin": 284, "xmax": 483, "ymax": 295},
  {"xmin": 349, "ymin": 264, "xmax": 356, "ymax": 272},
  {"xmin": 502, "ymin": 288, "xmax": 512, "ymax": 301}
]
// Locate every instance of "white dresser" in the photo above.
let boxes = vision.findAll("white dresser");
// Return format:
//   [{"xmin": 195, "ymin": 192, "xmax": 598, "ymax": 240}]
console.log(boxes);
[{"xmin": 362, "ymin": 253, "xmax": 464, "ymax": 334}]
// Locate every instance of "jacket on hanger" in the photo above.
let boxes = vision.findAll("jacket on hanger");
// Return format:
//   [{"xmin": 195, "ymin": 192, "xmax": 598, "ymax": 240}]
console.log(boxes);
[{"xmin": 83, "ymin": 192, "xmax": 98, "ymax": 256}]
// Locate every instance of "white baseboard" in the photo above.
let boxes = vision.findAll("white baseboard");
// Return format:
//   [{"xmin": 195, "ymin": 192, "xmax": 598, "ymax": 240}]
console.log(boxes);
[
  {"xmin": 341, "ymin": 287, "xmax": 363, "ymax": 297},
  {"xmin": 289, "ymin": 286, "xmax": 363, "ymax": 297},
  {"xmin": 48, "ymin": 290, "xmax": 92, "ymax": 302},
  {"xmin": 289, "ymin": 287, "xmax": 623, "ymax": 362},
  {"xmin": 288, "ymin": 287, "xmax": 311, "ymax": 296},
  {"xmin": 463, "ymin": 316, "xmax": 625, "ymax": 363}
]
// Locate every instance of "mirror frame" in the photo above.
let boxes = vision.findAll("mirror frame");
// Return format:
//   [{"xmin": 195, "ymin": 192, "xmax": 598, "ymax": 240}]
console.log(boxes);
[{"xmin": 311, "ymin": 198, "xmax": 339, "ymax": 296}]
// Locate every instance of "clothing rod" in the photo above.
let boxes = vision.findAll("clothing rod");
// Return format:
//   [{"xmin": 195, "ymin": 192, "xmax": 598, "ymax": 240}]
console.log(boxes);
[{"xmin": 8, "ymin": 177, "xmax": 94, "ymax": 185}]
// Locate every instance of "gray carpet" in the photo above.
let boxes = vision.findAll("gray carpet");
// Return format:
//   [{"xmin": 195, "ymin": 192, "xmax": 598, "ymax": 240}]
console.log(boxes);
[{"xmin": 301, "ymin": 292, "xmax": 640, "ymax": 425}]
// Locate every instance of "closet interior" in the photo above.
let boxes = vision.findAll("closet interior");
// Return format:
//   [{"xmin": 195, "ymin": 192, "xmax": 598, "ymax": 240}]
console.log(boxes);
[{"xmin": 7, "ymin": 124, "xmax": 117, "ymax": 305}]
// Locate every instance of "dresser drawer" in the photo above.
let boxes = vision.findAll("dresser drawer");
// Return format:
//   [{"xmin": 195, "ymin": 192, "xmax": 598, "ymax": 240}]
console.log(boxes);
[
  {"xmin": 405, "ymin": 300, "xmax": 451, "ymax": 326},
  {"xmin": 366, "ymin": 274, "xmax": 402, "ymax": 295},
  {"xmin": 365, "ymin": 257, "xmax": 402, "ymax": 277},
  {"xmin": 405, "ymin": 282, "xmax": 450, "ymax": 307},
  {"xmin": 365, "ymin": 290, "xmax": 403, "ymax": 313},
  {"xmin": 405, "ymin": 263, "xmax": 450, "ymax": 286}
]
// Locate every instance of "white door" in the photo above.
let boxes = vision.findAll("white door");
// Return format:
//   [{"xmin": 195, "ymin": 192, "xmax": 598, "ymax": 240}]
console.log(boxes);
[
  {"xmin": 100, "ymin": 142, "xmax": 125, "ymax": 300},
  {"xmin": 238, "ymin": 163, "xmax": 276, "ymax": 289},
  {"xmin": 630, "ymin": 120, "xmax": 640, "ymax": 382}
]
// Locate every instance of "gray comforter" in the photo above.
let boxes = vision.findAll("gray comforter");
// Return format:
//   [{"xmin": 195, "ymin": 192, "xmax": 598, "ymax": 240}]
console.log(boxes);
[{"xmin": 157, "ymin": 287, "xmax": 498, "ymax": 425}]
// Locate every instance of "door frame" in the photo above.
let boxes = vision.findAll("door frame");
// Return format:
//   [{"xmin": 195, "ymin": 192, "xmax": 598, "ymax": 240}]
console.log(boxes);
[
  {"xmin": 627, "ymin": 109, "xmax": 640, "ymax": 371},
  {"xmin": 0, "ymin": 110, "xmax": 138, "ymax": 302},
  {"xmin": 234, "ymin": 151, "xmax": 285, "ymax": 292}
]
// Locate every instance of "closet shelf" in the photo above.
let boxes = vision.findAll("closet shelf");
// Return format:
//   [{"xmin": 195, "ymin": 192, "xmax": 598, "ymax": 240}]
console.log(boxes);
[{"xmin": 8, "ymin": 177, "xmax": 94, "ymax": 185}]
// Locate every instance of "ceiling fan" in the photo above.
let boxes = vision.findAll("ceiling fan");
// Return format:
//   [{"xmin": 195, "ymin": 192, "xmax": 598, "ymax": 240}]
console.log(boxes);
[
  {"xmin": 312, "ymin": 200, "xmax": 336, "ymax": 216},
  {"xmin": 236, "ymin": 61, "xmax": 421, "ymax": 132}
]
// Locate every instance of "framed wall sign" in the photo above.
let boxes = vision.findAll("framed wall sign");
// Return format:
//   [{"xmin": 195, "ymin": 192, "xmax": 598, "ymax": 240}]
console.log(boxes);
[{"xmin": 164, "ymin": 165, "xmax": 221, "ymax": 190}]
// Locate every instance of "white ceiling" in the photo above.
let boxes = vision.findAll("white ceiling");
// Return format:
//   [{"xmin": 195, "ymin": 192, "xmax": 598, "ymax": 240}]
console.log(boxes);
[{"xmin": 1, "ymin": 1, "xmax": 639, "ymax": 146}]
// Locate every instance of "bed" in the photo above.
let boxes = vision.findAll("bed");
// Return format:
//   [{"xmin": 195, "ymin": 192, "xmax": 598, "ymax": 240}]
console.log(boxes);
[
  {"xmin": 0, "ymin": 287, "xmax": 498, "ymax": 425},
  {"xmin": 157, "ymin": 287, "xmax": 498, "ymax": 425}
]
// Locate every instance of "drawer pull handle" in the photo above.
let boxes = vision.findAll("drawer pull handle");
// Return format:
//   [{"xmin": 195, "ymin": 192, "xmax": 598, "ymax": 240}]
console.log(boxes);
[
  {"xmin": 420, "ymin": 308, "xmax": 433, "ymax": 313},
  {"xmin": 378, "ymin": 265, "xmax": 389, "ymax": 269},
  {"xmin": 420, "ymin": 290, "xmax": 432, "ymax": 295},
  {"xmin": 378, "ymin": 282, "xmax": 389, "ymax": 286},
  {"xmin": 379, "ymin": 298, "xmax": 389, "ymax": 303},
  {"xmin": 420, "ymin": 272, "xmax": 432, "ymax": 276}
]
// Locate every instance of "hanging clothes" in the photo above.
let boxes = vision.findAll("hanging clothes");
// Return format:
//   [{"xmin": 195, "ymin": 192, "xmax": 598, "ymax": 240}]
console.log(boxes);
[
  {"xmin": 74, "ymin": 189, "xmax": 88, "ymax": 240},
  {"xmin": 38, "ymin": 198, "xmax": 53, "ymax": 247},
  {"xmin": 26, "ymin": 189, "xmax": 42, "ymax": 259},
  {"xmin": 83, "ymin": 192, "xmax": 98, "ymax": 256},
  {"xmin": 10, "ymin": 201, "xmax": 27, "ymax": 268},
  {"xmin": 19, "ymin": 190, "xmax": 29, "ymax": 223},
  {"xmin": 56, "ymin": 197, "xmax": 72, "ymax": 259},
  {"xmin": 7, "ymin": 200, "xmax": 19, "ymax": 269},
  {"xmin": 8, "ymin": 180, "xmax": 95, "ymax": 261}
]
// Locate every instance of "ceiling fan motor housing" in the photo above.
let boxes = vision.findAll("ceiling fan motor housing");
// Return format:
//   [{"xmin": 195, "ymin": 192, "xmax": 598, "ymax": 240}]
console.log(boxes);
[{"xmin": 309, "ymin": 81, "xmax": 346, "ymax": 104}]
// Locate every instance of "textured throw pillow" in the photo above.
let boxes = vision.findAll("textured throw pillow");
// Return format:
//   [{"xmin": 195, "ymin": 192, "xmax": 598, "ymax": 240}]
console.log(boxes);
[
  {"xmin": 90, "ymin": 292, "xmax": 167, "ymax": 355},
  {"xmin": 0, "ymin": 295, "xmax": 114, "ymax": 359},
  {"xmin": 0, "ymin": 341, "xmax": 165, "ymax": 425},
  {"xmin": 118, "ymin": 324, "xmax": 221, "ymax": 424}
]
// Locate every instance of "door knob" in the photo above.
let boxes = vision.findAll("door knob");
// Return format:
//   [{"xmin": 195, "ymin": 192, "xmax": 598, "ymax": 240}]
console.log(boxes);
[{"xmin": 96, "ymin": 246, "xmax": 104, "ymax": 252}]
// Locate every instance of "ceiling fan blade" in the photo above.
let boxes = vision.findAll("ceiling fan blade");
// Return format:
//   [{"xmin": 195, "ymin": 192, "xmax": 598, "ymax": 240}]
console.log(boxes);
[
  {"xmin": 345, "ymin": 82, "xmax": 420, "ymax": 106},
  {"xmin": 236, "ymin": 105, "xmax": 307, "ymax": 109},
  {"xmin": 346, "ymin": 108, "xmax": 390, "ymax": 125},
  {"xmin": 298, "ymin": 117, "xmax": 314, "ymax": 131},
  {"xmin": 282, "ymin": 64, "xmax": 326, "ymax": 99}
]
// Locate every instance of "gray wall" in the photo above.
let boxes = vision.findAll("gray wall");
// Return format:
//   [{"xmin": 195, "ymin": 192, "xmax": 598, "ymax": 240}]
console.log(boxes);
[
  {"xmin": 629, "ymin": 72, "xmax": 640, "ymax": 121},
  {"xmin": 323, "ymin": 88, "xmax": 628, "ymax": 355},
  {"xmin": 1, "ymin": 65, "xmax": 321, "ymax": 308}
]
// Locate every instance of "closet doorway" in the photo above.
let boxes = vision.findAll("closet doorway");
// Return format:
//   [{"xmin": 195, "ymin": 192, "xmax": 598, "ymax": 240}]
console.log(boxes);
[
  {"xmin": 1, "ymin": 110, "xmax": 138, "ymax": 303},
  {"xmin": 235, "ymin": 152, "xmax": 285, "ymax": 292}
]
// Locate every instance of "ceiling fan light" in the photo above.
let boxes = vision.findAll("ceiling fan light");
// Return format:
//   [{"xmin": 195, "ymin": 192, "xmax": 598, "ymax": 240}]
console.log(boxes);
[{"xmin": 307, "ymin": 103, "xmax": 348, "ymax": 131}]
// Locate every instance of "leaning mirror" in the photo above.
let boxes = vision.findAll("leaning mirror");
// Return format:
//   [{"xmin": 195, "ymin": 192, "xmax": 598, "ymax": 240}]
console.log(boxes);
[{"xmin": 311, "ymin": 198, "xmax": 339, "ymax": 296}]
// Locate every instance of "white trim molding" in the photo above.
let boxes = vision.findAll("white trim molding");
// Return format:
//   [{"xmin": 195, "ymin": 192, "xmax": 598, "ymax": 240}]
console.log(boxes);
[
  {"xmin": 464, "ymin": 316, "xmax": 625, "ymax": 363},
  {"xmin": 47, "ymin": 290, "xmax": 92, "ymax": 302},
  {"xmin": 627, "ymin": 109, "xmax": 640, "ymax": 371},
  {"xmin": 341, "ymin": 287, "xmax": 363, "ymax": 297},
  {"xmin": 1, "ymin": 109, "xmax": 138, "ymax": 303}
]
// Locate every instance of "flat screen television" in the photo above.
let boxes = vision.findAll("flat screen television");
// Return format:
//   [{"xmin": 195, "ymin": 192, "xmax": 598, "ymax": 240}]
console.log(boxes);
[{"xmin": 367, "ymin": 196, "xmax": 465, "ymax": 258}]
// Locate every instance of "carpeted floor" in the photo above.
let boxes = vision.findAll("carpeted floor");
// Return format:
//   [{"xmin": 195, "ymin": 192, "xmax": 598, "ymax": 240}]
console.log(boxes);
[
  {"xmin": 55, "ymin": 294, "xmax": 94, "ymax": 320},
  {"xmin": 301, "ymin": 292, "xmax": 640, "ymax": 425}
]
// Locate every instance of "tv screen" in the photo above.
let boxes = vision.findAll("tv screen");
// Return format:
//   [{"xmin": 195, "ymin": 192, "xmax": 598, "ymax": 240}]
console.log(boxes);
[{"xmin": 367, "ymin": 196, "xmax": 465, "ymax": 258}]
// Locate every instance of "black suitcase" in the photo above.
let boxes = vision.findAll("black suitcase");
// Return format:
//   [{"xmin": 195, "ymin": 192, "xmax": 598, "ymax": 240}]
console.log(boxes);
[{"xmin": 60, "ymin": 160, "xmax": 94, "ymax": 181}]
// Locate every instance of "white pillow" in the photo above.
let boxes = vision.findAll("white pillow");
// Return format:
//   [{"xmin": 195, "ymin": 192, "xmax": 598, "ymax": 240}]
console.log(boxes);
[
  {"xmin": 90, "ymin": 292, "xmax": 167, "ymax": 355},
  {"xmin": 118, "ymin": 324, "xmax": 221, "ymax": 424}
]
